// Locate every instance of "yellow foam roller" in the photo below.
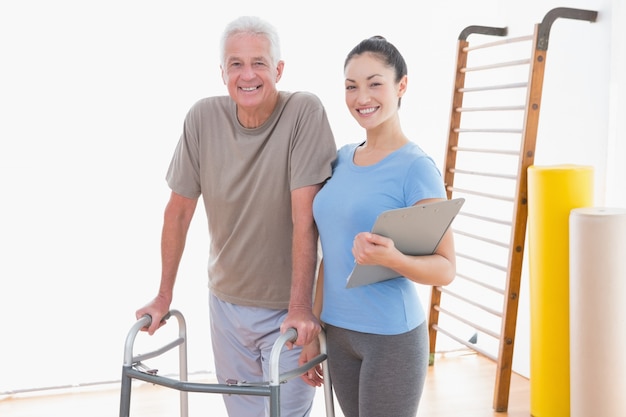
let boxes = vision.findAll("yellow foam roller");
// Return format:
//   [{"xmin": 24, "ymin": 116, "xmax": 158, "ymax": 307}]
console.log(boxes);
[{"xmin": 527, "ymin": 165, "xmax": 593, "ymax": 417}]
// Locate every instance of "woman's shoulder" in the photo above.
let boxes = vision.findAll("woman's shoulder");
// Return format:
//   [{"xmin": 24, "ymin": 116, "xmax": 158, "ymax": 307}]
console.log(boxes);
[
  {"xmin": 402, "ymin": 141, "xmax": 428, "ymax": 157},
  {"xmin": 337, "ymin": 142, "xmax": 362, "ymax": 156}
]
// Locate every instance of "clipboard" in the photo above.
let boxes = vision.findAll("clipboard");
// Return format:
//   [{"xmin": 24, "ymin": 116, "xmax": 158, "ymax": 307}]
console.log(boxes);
[{"xmin": 346, "ymin": 198, "xmax": 465, "ymax": 288}]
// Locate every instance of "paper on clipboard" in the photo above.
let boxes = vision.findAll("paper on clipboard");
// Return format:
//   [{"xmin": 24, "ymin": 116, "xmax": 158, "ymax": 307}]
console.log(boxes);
[{"xmin": 346, "ymin": 198, "xmax": 465, "ymax": 288}]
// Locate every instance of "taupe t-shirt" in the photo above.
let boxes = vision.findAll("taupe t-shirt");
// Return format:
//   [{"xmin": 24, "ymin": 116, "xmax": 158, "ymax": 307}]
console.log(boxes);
[{"xmin": 166, "ymin": 91, "xmax": 336, "ymax": 309}]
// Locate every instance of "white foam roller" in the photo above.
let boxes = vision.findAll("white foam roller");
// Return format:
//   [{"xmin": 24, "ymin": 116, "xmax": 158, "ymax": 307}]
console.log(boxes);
[{"xmin": 569, "ymin": 207, "xmax": 626, "ymax": 417}]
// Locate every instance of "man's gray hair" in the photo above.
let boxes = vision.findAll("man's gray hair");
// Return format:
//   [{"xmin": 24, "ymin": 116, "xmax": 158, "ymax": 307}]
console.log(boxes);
[{"xmin": 220, "ymin": 16, "xmax": 281, "ymax": 67}]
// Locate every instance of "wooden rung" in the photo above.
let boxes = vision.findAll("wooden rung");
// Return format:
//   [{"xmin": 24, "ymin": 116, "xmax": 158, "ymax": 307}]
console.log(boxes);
[
  {"xmin": 456, "ymin": 105, "xmax": 526, "ymax": 112},
  {"xmin": 456, "ymin": 252, "xmax": 508, "ymax": 272},
  {"xmin": 432, "ymin": 324, "xmax": 498, "ymax": 361},
  {"xmin": 459, "ymin": 82, "xmax": 528, "ymax": 93},
  {"xmin": 435, "ymin": 305, "xmax": 501, "ymax": 339},
  {"xmin": 450, "ymin": 168, "xmax": 517, "ymax": 180},
  {"xmin": 464, "ymin": 34, "xmax": 534, "ymax": 52},
  {"xmin": 456, "ymin": 272, "xmax": 506, "ymax": 294},
  {"xmin": 455, "ymin": 128, "xmax": 523, "ymax": 134},
  {"xmin": 453, "ymin": 229, "xmax": 510, "ymax": 249},
  {"xmin": 437, "ymin": 286, "xmax": 504, "ymax": 317},
  {"xmin": 461, "ymin": 58, "xmax": 531, "ymax": 72},
  {"xmin": 446, "ymin": 186, "xmax": 515, "ymax": 202},
  {"xmin": 452, "ymin": 146, "xmax": 520, "ymax": 156}
]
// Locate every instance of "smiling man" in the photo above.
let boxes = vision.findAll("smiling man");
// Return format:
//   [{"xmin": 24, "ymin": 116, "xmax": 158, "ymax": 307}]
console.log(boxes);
[{"xmin": 135, "ymin": 15, "xmax": 337, "ymax": 417}]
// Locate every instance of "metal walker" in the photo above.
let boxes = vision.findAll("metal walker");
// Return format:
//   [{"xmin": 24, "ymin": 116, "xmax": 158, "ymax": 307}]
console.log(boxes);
[{"xmin": 119, "ymin": 309, "xmax": 335, "ymax": 417}]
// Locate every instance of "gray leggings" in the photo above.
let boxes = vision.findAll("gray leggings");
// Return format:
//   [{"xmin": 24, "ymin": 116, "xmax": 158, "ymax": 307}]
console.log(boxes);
[{"xmin": 325, "ymin": 322, "xmax": 428, "ymax": 417}]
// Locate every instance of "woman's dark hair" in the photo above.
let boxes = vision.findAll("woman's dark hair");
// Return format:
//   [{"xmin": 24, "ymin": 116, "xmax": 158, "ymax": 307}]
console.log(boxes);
[{"xmin": 344, "ymin": 36, "xmax": 408, "ymax": 107}]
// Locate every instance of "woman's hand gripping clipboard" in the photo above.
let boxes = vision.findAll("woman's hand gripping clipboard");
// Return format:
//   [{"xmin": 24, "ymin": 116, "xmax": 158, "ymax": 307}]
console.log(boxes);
[{"xmin": 346, "ymin": 198, "xmax": 465, "ymax": 288}]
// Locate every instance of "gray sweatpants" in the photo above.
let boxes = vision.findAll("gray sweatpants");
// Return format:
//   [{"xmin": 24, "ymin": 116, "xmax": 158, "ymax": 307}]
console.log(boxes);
[
  {"xmin": 209, "ymin": 293, "xmax": 315, "ymax": 417},
  {"xmin": 325, "ymin": 322, "xmax": 429, "ymax": 417}
]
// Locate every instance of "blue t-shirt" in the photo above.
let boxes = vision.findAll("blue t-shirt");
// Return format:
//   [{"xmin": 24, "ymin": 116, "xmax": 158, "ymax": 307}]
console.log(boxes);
[{"xmin": 313, "ymin": 141, "xmax": 446, "ymax": 335}]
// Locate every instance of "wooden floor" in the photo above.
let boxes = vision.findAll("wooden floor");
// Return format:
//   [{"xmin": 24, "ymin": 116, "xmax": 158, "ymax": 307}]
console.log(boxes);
[{"xmin": 0, "ymin": 350, "xmax": 530, "ymax": 416}]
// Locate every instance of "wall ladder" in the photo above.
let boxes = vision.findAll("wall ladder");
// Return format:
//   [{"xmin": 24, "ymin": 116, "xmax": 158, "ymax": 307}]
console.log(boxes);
[{"xmin": 427, "ymin": 7, "xmax": 597, "ymax": 412}]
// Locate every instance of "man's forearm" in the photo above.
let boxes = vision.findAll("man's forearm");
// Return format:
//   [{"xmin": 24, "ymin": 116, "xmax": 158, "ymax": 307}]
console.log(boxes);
[{"xmin": 289, "ymin": 223, "xmax": 318, "ymax": 311}]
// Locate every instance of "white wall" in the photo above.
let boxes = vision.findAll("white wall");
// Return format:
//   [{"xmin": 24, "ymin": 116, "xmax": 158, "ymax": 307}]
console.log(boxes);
[{"xmin": 0, "ymin": 0, "xmax": 621, "ymax": 393}]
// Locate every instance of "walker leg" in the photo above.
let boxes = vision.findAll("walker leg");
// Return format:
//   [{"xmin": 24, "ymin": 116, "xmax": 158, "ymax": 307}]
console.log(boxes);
[
  {"xmin": 269, "ymin": 384, "xmax": 280, "ymax": 417},
  {"xmin": 119, "ymin": 367, "xmax": 132, "ymax": 417}
]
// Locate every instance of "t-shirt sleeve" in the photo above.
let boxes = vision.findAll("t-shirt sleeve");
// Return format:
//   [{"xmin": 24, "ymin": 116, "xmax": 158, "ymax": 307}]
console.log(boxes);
[
  {"xmin": 288, "ymin": 93, "xmax": 337, "ymax": 191},
  {"xmin": 165, "ymin": 103, "xmax": 202, "ymax": 199},
  {"xmin": 405, "ymin": 154, "xmax": 447, "ymax": 205}
]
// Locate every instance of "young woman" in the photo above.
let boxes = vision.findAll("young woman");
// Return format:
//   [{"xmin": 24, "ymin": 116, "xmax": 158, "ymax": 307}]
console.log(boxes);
[{"xmin": 300, "ymin": 36, "xmax": 457, "ymax": 417}]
